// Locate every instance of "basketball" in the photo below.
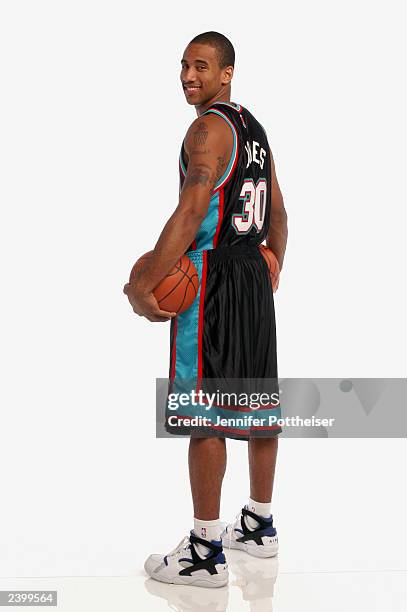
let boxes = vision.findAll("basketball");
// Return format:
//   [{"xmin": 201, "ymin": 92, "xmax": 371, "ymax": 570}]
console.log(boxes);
[
  {"xmin": 129, "ymin": 251, "xmax": 199, "ymax": 315},
  {"xmin": 259, "ymin": 245, "xmax": 280, "ymax": 292}
]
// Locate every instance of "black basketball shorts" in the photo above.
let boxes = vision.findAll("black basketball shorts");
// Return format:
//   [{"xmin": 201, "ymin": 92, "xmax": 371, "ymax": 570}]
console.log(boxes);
[{"xmin": 167, "ymin": 245, "xmax": 282, "ymax": 440}]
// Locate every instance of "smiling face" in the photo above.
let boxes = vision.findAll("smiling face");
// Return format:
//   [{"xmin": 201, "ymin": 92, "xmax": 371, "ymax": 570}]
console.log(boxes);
[{"xmin": 180, "ymin": 43, "xmax": 233, "ymax": 108}]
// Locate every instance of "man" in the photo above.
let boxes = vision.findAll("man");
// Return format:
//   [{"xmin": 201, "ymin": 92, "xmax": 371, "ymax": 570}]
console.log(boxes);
[{"xmin": 124, "ymin": 31, "xmax": 288, "ymax": 588}]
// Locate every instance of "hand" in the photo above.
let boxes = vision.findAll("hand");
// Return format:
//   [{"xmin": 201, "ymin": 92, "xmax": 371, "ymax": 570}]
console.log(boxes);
[{"xmin": 123, "ymin": 283, "xmax": 176, "ymax": 322}]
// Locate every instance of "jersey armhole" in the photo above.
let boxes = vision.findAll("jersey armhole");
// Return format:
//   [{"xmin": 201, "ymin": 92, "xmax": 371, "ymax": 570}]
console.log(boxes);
[
  {"xmin": 202, "ymin": 108, "xmax": 239, "ymax": 192},
  {"xmin": 179, "ymin": 142, "xmax": 187, "ymax": 177}
]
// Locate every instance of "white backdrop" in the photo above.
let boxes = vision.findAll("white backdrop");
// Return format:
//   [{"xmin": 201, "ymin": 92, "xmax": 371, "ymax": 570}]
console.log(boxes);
[{"xmin": 0, "ymin": 0, "xmax": 406, "ymax": 577}]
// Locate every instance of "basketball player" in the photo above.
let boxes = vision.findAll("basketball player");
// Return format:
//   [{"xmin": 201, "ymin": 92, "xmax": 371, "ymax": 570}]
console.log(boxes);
[{"xmin": 124, "ymin": 32, "xmax": 288, "ymax": 587}]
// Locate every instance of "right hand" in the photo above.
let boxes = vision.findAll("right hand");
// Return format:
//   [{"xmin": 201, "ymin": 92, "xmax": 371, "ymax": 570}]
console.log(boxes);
[{"xmin": 123, "ymin": 283, "xmax": 176, "ymax": 322}]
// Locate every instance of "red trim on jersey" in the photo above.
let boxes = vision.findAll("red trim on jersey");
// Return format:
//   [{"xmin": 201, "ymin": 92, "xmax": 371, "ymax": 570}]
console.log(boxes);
[
  {"xmin": 191, "ymin": 239, "xmax": 197, "ymax": 250},
  {"xmin": 196, "ymin": 251, "xmax": 208, "ymax": 390},
  {"xmin": 213, "ymin": 188, "xmax": 224, "ymax": 248},
  {"xmin": 179, "ymin": 160, "xmax": 185, "ymax": 178}
]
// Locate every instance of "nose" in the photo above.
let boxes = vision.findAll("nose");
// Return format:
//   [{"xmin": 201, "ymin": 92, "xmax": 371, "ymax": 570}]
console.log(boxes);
[{"xmin": 182, "ymin": 66, "xmax": 198, "ymax": 83}]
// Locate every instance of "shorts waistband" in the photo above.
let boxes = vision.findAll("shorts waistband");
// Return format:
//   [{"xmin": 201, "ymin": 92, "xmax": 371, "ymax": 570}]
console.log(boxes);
[{"xmin": 186, "ymin": 245, "xmax": 261, "ymax": 262}]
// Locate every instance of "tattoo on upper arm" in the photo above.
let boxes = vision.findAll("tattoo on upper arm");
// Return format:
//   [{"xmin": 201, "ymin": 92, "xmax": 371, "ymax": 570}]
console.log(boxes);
[
  {"xmin": 183, "ymin": 122, "xmax": 227, "ymax": 193},
  {"xmin": 193, "ymin": 122, "xmax": 209, "ymax": 146},
  {"xmin": 183, "ymin": 164, "xmax": 213, "ymax": 190},
  {"xmin": 183, "ymin": 154, "xmax": 227, "ymax": 193}
]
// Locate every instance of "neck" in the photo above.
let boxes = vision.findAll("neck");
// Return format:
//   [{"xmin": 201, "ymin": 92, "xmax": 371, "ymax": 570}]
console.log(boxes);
[{"xmin": 196, "ymin": 87, "xmax": 231, "ymax": 116}]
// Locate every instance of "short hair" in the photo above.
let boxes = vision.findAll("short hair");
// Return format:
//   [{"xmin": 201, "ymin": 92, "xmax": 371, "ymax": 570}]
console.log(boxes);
[{"xmin": 189, "ymin": 31, "xmax": 235, "ymax": 68}]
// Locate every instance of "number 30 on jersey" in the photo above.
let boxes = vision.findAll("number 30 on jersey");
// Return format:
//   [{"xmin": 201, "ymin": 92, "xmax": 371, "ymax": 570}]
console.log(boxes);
[{"xmin": 232, "ymin": 178, "xmax": 266, "ymax": 234}]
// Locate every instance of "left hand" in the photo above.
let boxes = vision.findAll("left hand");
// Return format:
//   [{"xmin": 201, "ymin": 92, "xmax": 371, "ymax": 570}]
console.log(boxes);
[{"xmin": 123, "ymin": 283, "xmax": 176, "ymax": 322}]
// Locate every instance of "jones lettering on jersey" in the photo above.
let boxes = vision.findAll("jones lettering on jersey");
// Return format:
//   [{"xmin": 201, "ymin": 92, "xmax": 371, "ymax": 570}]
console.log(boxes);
[
  {"xmin": 232, "ymin": 178, "xmax": 267, "ymax": 234},
  {"xmin": 245, "ymin": 140, "xmax": 267, "ymax": 170}
]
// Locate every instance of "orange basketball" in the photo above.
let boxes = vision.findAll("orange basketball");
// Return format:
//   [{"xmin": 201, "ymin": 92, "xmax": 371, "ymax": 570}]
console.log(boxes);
[
  {"xmin": 129, "ymin": 251, "xmax": 199, "ymax": 315},
  {"xmin": 259, "ymin": 245, "xmax": 280, "ymax": 292}
]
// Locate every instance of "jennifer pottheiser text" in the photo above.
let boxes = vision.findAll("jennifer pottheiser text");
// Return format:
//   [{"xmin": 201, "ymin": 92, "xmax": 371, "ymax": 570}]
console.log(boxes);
[{"xmin": 167, "ymin": 415, "xmax": 336, "ymax": 428}]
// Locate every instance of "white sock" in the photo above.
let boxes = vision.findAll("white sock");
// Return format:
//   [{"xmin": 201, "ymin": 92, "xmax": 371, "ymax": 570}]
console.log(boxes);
[
  {"xmin": 245, "ymin": 498, "xmax": 271, "ymax": 530},
  {"xmin": 193, "ymin": 518, "xmax": 223, "ymax": 559}
]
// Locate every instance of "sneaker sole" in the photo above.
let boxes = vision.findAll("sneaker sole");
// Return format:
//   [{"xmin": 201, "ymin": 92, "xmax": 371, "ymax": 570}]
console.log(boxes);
[{"xmin": 145, "ymin": 565, "xmax": 229, "ymax": 588}]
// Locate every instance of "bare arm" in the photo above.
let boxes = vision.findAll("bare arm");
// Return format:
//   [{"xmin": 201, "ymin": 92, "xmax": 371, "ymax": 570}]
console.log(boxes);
[
  {"xmin": 266, "ymin": 148, "xmax": 288, "ymax": 270},
  {"xmin": 135, "ymin": 116, "xmax": 231, "ymax": 292},
  {"xmin": 124, "ymin": 115, "xmax": 232, "ymax": 320}
]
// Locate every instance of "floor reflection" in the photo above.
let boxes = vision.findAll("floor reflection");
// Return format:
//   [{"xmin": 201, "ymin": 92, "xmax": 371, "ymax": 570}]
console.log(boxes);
[
  {"xmin": 228, "ymin": 549, "xmax": 278, "ymax": 610},
  {"xmin": 144, "ymin": 578, "xmax": 229, "ymax": 611}
]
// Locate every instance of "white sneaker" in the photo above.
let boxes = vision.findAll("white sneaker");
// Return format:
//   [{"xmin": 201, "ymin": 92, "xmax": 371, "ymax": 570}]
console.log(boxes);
[
  {"xmin": 144, "ymin": 531, "xmax": 229, "ymax": 588},
  {"xmin": 221, "ymin": 507, "xmax": 279, "ymax": 558}
]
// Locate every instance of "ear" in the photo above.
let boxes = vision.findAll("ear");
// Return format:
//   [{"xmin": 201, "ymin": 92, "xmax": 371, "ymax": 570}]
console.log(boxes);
[{"xmin": 221, "ymin": 66, "xmax": 234, "ymax": 86}]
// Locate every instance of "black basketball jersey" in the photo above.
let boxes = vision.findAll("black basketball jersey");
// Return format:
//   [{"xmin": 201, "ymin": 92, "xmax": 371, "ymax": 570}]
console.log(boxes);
[{"xmin": 179, "ymin": 101, "xmax": 271, "ymax": 251}]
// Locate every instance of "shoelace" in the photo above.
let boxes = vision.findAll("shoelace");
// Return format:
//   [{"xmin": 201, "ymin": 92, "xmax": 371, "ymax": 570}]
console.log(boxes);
[{"xmin": 166, "ymin": 535, "xmax": 191, "ymax": 559}]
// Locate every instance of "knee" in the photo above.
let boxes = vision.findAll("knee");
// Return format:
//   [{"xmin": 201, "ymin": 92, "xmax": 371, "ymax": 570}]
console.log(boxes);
[
  {"xmin": 249, "ymin": 436, "xmax": 279, "ymax": 449},
  {"xmin": 190, "ymin": 436, "xmax": 226, "ymax": 449}
]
